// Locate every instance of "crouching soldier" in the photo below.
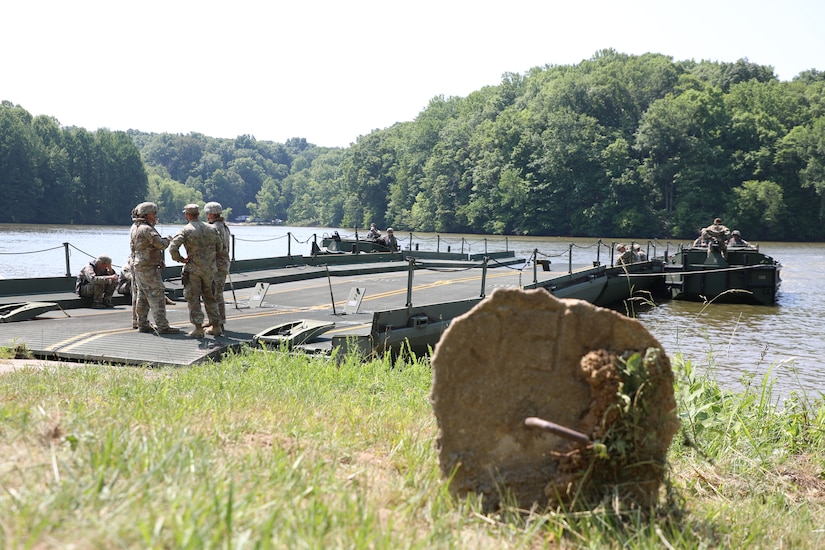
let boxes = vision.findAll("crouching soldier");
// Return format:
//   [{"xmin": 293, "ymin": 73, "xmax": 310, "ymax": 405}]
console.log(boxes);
[{"xmin": 76, "ymin": 255, "xmax": 118, "ymax": 308}]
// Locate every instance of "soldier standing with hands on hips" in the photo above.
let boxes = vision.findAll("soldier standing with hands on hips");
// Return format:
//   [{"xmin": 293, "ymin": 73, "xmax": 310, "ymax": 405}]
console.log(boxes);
[{"xmin": 169, "ymin": 204, "xmax": 224, "ymax": 338}]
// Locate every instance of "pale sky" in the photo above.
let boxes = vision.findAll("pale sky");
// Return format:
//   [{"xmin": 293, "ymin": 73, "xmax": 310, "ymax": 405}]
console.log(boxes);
[{"xmin": 4, "ymin": 0, "xmax": 824, "ymax": 148}]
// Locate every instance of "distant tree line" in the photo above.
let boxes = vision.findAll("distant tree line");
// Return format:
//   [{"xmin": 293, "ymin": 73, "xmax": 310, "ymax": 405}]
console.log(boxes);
[
  {"xmin": 277, "ymin": 50, "xmax": 825, "ymax": 241},
  {"xmin": 0, "ymin": 100, "xmax": 146, "ymax": 224},
  {"xmin": 3, "ymin": 50, "xmax": 825, "ymax": 240}
]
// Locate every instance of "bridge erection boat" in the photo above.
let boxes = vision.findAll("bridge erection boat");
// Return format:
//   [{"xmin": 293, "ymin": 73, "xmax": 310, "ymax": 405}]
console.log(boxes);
[{"xmin": 664, "ymin": 242, "xmax": 781, "ymax": 306}]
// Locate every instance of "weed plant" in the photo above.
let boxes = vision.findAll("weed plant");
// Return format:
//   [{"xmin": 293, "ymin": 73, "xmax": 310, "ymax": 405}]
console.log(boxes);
[{"xmin": 1, "ymin": 345, "xmax": 824, "ymax": 548}]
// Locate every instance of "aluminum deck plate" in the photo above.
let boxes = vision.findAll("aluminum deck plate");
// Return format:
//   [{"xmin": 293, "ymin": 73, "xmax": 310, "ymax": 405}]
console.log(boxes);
[{"xmin": 0, "ymin": 263, "xmax": 540, "ymax": 367}]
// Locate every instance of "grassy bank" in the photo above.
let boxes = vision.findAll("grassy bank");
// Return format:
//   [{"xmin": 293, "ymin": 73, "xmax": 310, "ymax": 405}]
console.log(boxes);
[{"xmin": 1, "ymin": 346, "xmax": 824, "ymax": 548}]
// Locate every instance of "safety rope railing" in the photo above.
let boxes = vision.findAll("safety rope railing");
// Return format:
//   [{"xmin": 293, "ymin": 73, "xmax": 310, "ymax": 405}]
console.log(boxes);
[{"xmin": 0, "ymin": 229, "xmax": 698, "ymax": 280}]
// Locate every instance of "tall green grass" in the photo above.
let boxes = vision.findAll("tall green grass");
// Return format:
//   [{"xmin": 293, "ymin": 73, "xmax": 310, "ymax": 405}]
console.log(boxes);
[{"xmin": 1, "ymin": 345, "xmax": 824, "ymax": 548}]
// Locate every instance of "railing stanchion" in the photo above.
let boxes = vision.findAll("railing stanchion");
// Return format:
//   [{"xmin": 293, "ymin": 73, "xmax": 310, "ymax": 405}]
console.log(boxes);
[
  {"xmin": 64, "ymin": 242, "xmax": 71, "ymax": 277},
  {"xmin": 406, "ymin": 256, "xmax": 416, "ymax": 310},
  {"xmin": 480, "ymin": 257, "xmax": 488, "ymax": 297}
]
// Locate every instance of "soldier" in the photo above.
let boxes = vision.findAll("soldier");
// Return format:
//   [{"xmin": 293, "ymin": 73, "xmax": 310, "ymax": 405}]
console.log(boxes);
[
  {"xmin": 130, "ymin": 202, "xmax": 180, "ymax": 334},
  {"xmin": 633, "ymin": 243, "xmax": 647, "ymax": 261},
  {"xmin": 702, "ymin": 217, "xmax": 731, "ymax": 256},
  {"xmin": 169, "ymin": 204, "xmax": 223, "ymax": 338},
  {"xmin": 205, "ymin": 201, "xmax": 231, "ymax": 331},
  {"xmin": 367, "ymin": 223, "xmax": 381, "ymax": 240},
  {"xmin": 616, "ymin": 243, "xmax": 634, "ymax": 265},
  {"xmin": 76, "ymin": 255, "xmax": 118, "ymax": 308},
  {"xmin": 727, "ymin": 229, "xmax": 753, "ymax": 248},
  {"xmin": 383, "ymin": 227, "xmax": 398, "ymax": 251}
]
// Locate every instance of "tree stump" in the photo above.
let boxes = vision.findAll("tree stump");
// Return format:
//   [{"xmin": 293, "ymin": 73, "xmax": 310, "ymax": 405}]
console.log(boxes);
[{"xmin": 430, "ymin": 288, "xmax": 680, "ymax": 510}]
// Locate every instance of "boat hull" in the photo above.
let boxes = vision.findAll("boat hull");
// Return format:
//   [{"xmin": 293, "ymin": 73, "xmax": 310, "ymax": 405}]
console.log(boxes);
[
  {"xmin": 665, "ymin": 246, "xmax": 781, "ymax": 306},
  {"xmin": 524, "ymin": 260, "xmax": 666, "ymax": 307},
  {"xmin": 330, "ymin": 298, "xmax": 482, "ymax": 358}
]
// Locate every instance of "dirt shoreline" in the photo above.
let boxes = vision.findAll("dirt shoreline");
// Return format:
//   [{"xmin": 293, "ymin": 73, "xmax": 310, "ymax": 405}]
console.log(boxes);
[{"xmin": 0, "ymin": 358, "xmax": 80, "ymax": 374}]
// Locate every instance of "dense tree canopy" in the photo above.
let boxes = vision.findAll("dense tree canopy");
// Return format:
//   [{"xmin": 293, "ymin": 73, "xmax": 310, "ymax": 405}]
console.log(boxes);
[
  {"xmin": 3, "ymin": 51, "xmax": 825, "ymax": 240},
  {"xmin": 0, "ymin": 101, "xmax": 147, "ymax": 224}
]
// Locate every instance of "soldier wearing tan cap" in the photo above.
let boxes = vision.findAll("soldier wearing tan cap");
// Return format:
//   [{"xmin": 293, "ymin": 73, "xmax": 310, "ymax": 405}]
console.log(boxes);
[{"xmin": 169, "ymin": 204, "xmax": 224, "ymax": 338}]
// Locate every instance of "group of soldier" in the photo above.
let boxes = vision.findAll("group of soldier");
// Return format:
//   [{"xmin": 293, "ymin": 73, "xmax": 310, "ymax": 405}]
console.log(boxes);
[
  {"xmin": 608, "ymin": 216, "xmax": 753, "ymax": 266},
  {"xmin": 366, "ymin": 223, "xmax": 399, "ymax": 251},
  {"xmin": 615, "ymin": 242, "xmax": 647, "ymax": 265},
  {"xmin": 76, "ymin": 201, "xmax": 231, "ymax": 338},
  {"xmin": 692, "ymin": 217, "xmax": 754, "ymax": 256}
]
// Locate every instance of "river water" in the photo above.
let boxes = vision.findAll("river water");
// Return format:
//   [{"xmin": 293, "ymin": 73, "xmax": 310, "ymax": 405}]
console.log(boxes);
[{"xmin": 0, "ymin": 223, "xmax": 821, "ymax": 400}]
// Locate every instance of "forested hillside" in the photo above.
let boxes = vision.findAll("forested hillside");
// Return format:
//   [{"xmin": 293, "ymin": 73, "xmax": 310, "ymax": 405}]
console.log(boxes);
[
  {"xmin": 3, "ymin": 50, "xmax": 825, "ymax": 239},
  {"xmin": 0, "ymin": 101, "xmax": 147, "ymax": 225}
]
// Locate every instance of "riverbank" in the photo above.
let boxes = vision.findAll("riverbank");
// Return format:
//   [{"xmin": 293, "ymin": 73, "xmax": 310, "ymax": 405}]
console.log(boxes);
[{"xmin": 1, "ymin": 346, "xmax": 823, "ymax": 547}]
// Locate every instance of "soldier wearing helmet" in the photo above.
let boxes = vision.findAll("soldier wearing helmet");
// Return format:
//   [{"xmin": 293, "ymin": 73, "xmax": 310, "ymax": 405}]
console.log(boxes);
[
  {"xmin": 727, "ymin": 229, "xmax": 752, "ymax": 248},
  {"xmin": 204, "ymin": 201, "xmax": 231, "ymax": 330},
  {"xmin": 129, "ymin": 202, "xmax": 180, "ymax": 334}
]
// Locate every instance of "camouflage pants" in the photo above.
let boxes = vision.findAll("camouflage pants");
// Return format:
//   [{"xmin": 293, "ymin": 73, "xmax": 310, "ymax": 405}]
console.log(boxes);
[
  {"xmin": 183, "ymin": 269, "xmax": 221, "ymax": 327},
  {"xmin": 215, "ymin": 269, "xmax": 228, "ymax": 325},
  {"xmin": 133, "ymin": 266, "xmax": 171, "ymax": 330},
  {"xmin": 79, "ymin": 279, "xmax": 116, "ymax": 305}
]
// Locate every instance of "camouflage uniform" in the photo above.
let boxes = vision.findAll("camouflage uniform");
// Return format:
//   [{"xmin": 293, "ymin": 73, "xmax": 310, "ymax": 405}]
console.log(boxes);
[
  {"xmin": 169, "ymin": 213, "xmax": 223, "ymax": 330},
  {"xmin": 76, "ymin": 258, "xmax": 117, "ymax": 307},
  {"xmin": 702, "ymin": 218, "xmax": 731, "ymax": 257},
  {"xmin": 130, "ymin": 209, "xmax": 174, "ymax": 331},
  {"xmin": 616, "ymin": 244, "xmax": 634, "ymax": 265},
  {"xmin": 117, "ymin": 257, "xmax": 138, "ymax": 329},
  {"xmin": 209, "ymin": 215, "xmax": 231, "ymax": 326}
]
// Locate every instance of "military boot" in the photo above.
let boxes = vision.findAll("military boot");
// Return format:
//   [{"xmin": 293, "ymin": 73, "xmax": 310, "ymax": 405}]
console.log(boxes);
[
  {"xmin": 92, "ymin": 286, "xmax": 105, "ymax": 308},
  {"xmin": 187, "ymin": 324, "xmax": 205, "ymax": 338}
]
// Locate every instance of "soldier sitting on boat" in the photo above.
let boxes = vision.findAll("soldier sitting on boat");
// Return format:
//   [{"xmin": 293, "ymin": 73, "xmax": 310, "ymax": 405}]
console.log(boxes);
[
  {"xmin": 692, "ymin": 232, "xmax": 709, "ymax": 247},
  {"xmin": 367, "ymin": 223, "xmax": 381, "ymax": 241},
  {"xmin": 382, "ymin": 227, "xmax": 399, "ymax": 251},
  {"xmin": 633, "ymin": 243, "xmax": 647, "ymax": 261},
  {"xmin": 76, "ymin": 255, "xmax": 118, "ymax": 308},
  {"xmin": 616, "ymin": 243, "xmax": 634, "ymax": 265},
  {"xmin": 727, "ymin": 230, "xmax": 754, "ymax": 248}
]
